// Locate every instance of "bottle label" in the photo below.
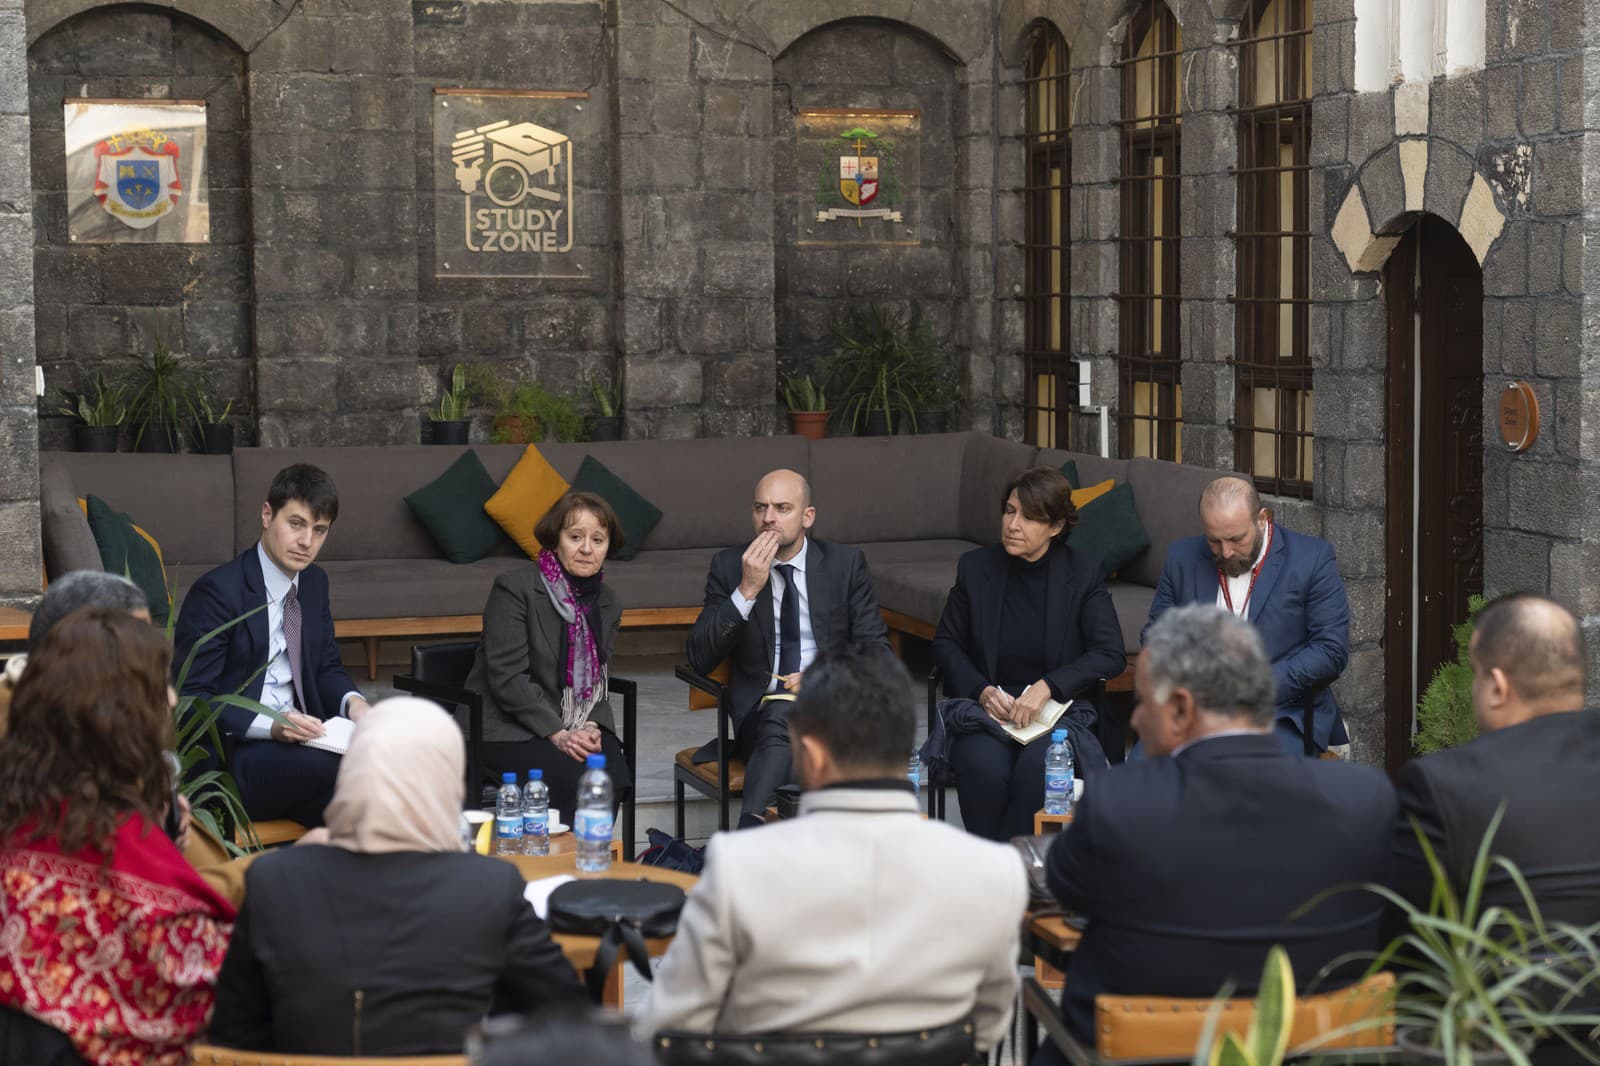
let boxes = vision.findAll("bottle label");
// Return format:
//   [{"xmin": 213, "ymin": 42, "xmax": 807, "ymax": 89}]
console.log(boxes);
[
  {"xmin": 495, "ymin": 815, "xmax": 522, "ymax": 839},
  {"xmin": 1045, "ymin": 773, "xmax": 1070, "ymax": 794},
  {"xmin": 524, "ymin": 812, "xmax": 548, "ymax": 838},
  {"xmin": 574, "ymin": 809, "xmax": 612, "ymax": 843}
]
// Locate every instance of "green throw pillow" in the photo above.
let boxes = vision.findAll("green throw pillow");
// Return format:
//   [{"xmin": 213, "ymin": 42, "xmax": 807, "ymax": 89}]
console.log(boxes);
[
  {"xmin": 83, "ymin": 495, "xmax": 169, "ymax": 626},
  {"xmin": 568, "ymin": 455, "xmax": 661, "ymax": 561},
  {"xmin": 404, "ymin": 449, "xmax": 508, "ymax": 564},
  {"xmin": 1059, "ymin": 460, "xmax": 1080, "ymax": 489},
  {"xmin": 1068, "ymin": 482, "xmax": 1150, "ymax": 575}
]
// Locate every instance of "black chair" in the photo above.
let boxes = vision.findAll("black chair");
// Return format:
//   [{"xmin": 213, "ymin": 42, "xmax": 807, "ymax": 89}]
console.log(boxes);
[
  {"xmin": 394, "ymin": 640, "xmax": 639, "ymax": 861},
  {"xmin": 653, "ymin": 1016, "xmax": 980, "ymax": 1066},
  {"xmin": 0, "ymin": 1005, "xmax": 89, "ymax": 1066},
  {"xmin": 672, "ymin": 662, "xmax": 743, "ymax": 834}
]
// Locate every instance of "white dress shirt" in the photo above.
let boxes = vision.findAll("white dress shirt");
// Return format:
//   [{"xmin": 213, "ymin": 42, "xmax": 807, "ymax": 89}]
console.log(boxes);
[
  {"xmin": 246, "ymin": 542, "xmax": 361, "ymax": 741},
  {"xmin": 730, "ymin": 537, "xmax": 817, "ymax": 693},
  {"xmin": 1215, "ymin": 569, "xmax": 1255, "ymax": 620}
]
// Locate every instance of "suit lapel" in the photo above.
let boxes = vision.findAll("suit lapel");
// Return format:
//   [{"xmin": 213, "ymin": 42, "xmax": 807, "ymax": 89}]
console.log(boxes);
[
  {"xmin": 753, "ymin": 578, "xmax": 776, "ymax": 667},
  {"xmin": 804, "ymin": 540, "xmax": 832, "ymax": 649},
  {"xmin": 241, "ymin": 547, "xmax": 269, "ymax": 675},
  {"xmin": 533, "ymin": 572, "xmax": 563, "ymax": 663},
  {"xmin": 1188, "ymin": 539, "xmax": 1214, "ymax": 606},
  {"xmin": 1246, "ymin": 523, "xmax": 1288, "ymax": 622}
]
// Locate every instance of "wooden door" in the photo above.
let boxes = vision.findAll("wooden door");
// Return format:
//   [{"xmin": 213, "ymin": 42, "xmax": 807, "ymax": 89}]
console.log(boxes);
[{"xmin": 1384, "ymin": 216, "xmax": 1484, "ymax": 773}]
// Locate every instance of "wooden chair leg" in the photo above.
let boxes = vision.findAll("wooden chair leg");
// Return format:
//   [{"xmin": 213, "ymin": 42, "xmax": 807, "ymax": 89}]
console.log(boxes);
[
  {"xmin": 364, "ymin": 637, "xmax": 379, "ymax": 681},
  {"xmin": 675, "ymin": 777, "xmax": 685, "ymax": 839}
]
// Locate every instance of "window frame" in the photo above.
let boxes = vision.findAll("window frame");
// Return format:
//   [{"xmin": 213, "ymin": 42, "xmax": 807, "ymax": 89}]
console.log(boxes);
[{"xmin": 1022, "ymin": 22, "xmax": 1074, "ymax": 449}]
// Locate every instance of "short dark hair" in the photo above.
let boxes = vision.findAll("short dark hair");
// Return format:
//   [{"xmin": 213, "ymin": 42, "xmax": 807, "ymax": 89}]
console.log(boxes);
[
  {"xmin": 471, "ymin": 1013, "xmax": 655, "ymax": 1066},
  {"xmin": 534, "ymin": 491, "xmax": 625, "ymax": 555},
  {"xmin": 790, "ymin": 643, "xmax": 913, "ymax": 772},
  {"xmin": 267, "ymin": 463, "xmax": 339, "ymax": 523},
  {"xmin": 1001, "ymin": 466, "xmax": 1078, "ymax": 541},
  {"xmin": 28, "ymin": 570, "xmax": 150, "ymax": 653},
  {"xmin": 1472, "ymin": 593, "xmax": 1586, "ymax": 706}
]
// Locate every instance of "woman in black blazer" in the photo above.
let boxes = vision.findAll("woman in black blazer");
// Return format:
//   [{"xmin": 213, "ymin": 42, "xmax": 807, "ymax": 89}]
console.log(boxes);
[
  {"xmin": 466, "ymin": 490, "xmax": 630, "ymax": 814},
  {"xmin": 208, "ymin": 698, "xmax": 586, "ymax": 1056},
  {"xmin": 931, "ymin": 466, "xmax": 1125, "ymax": 840}
]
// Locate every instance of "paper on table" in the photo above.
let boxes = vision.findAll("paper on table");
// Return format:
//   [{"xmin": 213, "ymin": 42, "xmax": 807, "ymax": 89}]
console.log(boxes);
[
  {"xmin": 300, "ymin": 715, "xmax": 357, "ymax": 756},
  {"xmin": 1001, "ymin": 698, "xmax": 1073, "ymax": 746},
  {"xmin": 524, "ymin": 875, "xmax": 576, "ymax": 919}
]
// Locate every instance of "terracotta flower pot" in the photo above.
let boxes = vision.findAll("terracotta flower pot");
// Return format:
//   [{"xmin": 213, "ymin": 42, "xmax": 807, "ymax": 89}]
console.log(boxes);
[
  {"xmin": 493, "ymin": 415, "xmax": 539, "ymax": 444},
  {"xmin": 788, "ymin": 410, "xmax": 829, "ymax": 440}
]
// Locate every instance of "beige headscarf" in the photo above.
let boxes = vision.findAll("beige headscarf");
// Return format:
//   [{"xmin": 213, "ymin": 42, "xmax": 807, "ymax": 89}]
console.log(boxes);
[{"xmin": 324, "ymin": 697, "xmax": 465, "ymax": 854}]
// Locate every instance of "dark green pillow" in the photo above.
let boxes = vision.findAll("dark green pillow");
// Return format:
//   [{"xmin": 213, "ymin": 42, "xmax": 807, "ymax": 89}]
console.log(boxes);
[
  {"xmin": 1068, "ymin": 482, "xmax": 1150, "ymax": 575},
  {"xmin": 83, "ymin": 495, "xmax": 168, "ymax": 626},
  {"xmin": 404, "ymin": 450, "xmax": 508, "ymax": 564},
  {"xmin": 1059, "ymin": 460, "xmax": 1080, "ymax": 489},
  {"xmin": 569, "ymin": 455, "xmax": 661, "ymax": 561}
]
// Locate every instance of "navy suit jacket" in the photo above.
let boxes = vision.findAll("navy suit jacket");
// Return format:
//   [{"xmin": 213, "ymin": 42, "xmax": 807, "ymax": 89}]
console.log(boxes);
[
  {"xmin": 174, "ymin": 547, "xmax": 356, "ymax": 738},
  {"xmin": 1144, "ymin": 524, "xmax": 1350, "ymax": 749},
  {"xmin": 1045, "ymin": 734, "xmax": 1396, "ymax": 1042}
]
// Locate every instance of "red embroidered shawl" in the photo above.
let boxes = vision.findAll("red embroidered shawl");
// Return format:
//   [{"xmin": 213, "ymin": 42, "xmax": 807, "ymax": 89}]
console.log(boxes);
[{"xmin": 0, "ymin": 814, "xmax": 236, "ymax": 1066}]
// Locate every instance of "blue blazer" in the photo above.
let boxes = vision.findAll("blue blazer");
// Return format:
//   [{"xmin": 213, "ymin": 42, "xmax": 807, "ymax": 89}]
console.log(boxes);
[
  {"xmin": 1143, "ymin": 524, "xmax": 1350, "ymax": 750},
  {"xmin": 174, "ymin": 547, "xmax": 357, "ymax": 738}
]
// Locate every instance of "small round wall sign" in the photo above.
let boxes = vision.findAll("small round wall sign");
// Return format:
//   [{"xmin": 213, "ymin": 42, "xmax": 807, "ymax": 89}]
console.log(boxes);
[{"xmin": 1498, "ymin": 381, "xmax": 1540, "ymax": 452}]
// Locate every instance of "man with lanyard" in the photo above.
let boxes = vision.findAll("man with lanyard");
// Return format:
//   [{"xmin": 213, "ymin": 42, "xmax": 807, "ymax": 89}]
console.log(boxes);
[{"xmin": 1143, "ymin": 476, "xmax": 1352, "ymax": 756}]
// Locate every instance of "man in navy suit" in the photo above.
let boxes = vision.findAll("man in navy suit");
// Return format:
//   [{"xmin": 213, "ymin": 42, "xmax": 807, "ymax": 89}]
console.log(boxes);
[
  {"xmin": 1038, "ymin": 605, "xmax": 1394, "ymax": 1058},
  {"xmin": 174, "ymin": 464, "xmax": 369, "ymax": 827},
  {"xmin": 1144, "ymin": 476, "xmax": 1350, "ymax": 755}
]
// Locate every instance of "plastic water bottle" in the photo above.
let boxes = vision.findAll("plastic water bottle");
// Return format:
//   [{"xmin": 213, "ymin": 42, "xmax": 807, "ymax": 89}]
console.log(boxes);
[
  {"xmin": 908, "ymin": 750, "xmax": 921, "ymax": 799},
  {"xmin": 494, "ymin": 772, "xmax": 523, "ymax": 856},
  {"xmin": 522, "ymin": 769, "xmax": 550, "ymax": 856},
  {"xmin": 574, "ymin": 754, "xmax": 614, "ymax": 873},
  {"xmin": 1044, "ymin": 729, "xmax": 1074, "ymax": 816}
]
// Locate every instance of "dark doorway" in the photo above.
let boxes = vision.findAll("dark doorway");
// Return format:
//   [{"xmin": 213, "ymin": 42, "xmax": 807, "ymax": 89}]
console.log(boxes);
[{"xmin": 1383, "ymin": 216, "xmax": 1485, "ymax": 774}]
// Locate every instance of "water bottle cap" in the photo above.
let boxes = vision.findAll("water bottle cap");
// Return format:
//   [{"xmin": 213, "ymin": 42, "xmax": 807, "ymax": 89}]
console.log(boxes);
[
  {"xmin": 528, "ymin": 769, "xmax": 543, "ymax": 780},
  {"xmin": 501, "ymin": 772, "xmax": 517, "ymax": 783},
  {"xmin": 1051, "ymin": 729, "xmax": 1068, "ymax": 743},
  {"xmin": 585, "ymin": 754, "xmax": 606, "ymax": 769}
]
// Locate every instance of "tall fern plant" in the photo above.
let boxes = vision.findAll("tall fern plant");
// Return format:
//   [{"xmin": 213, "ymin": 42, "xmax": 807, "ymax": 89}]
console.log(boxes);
[{"xmin": 1413, "ymin": 594, "xmax": 1487, "ymax": 754}]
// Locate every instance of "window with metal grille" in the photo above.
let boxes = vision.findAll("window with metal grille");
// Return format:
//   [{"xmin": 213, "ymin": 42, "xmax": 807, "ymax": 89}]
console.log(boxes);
[
  {"xmin": 1117, "ymin": 1, "xmax": 1183, "ymax": 461},
  {"xmin": 1232, "ymin": 0, "xmax": 1312, "ymax": 497},
  {"xmin": 1023, "ymin": 22, "xmax": 1072, "ymax": 448}
]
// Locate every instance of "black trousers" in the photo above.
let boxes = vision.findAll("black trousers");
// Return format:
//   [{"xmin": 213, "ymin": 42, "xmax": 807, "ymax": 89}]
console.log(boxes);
[
  {"xmin": 737, "ymin": 698, "xmax": 798, "ymax": 819},
  {"xmin": 948, "ymin": 728, "xmax": 1052, "ymax": 842},
  {"xmin": 480, "ymin": 726, "xmax": 630, "ymax": 818},
  {"xmin": 231, "ymin": 741, "xmax": 343, "ymax": 828}
]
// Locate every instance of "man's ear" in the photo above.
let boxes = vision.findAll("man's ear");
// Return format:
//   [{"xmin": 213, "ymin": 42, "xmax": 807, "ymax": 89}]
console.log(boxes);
[
  {"xmin": 260, "ymin": 501, "xmax": 272, "ymax": 531},
  {"xmin": 1487, "ymin": 666, "xmax": 1513, "ymax": 709},
  {"xmin": 801, "ymin": 505, "xmax": 817, "ymax": 531},
  {"xmin": 1169, "ymin": 686, "xmax": 1197, "ymax": 731},
  {"xmin": 793, "ymin": 731, "xmax": 834, "ymax": 789}
]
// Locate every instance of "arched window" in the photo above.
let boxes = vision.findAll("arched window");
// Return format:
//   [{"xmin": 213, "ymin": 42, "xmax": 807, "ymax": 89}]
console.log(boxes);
[
  {"xmin": 1023, "ymin": 22, "xmax": 1072, "ymax": 448},
  {"xmin": 1233, "ymin": 0, "xmax": 1312, "ymax": 496},
  {"xmin": 1117, "ymin": 0, "xmax": 1182, "ymax": 460}
]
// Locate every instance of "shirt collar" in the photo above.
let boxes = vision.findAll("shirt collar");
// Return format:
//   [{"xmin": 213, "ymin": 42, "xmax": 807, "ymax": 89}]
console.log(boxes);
[
  {"xmin": 1170, "ymin": 728, "xmax": 1269, "ymax": 758},
  {"xmin": 817, "ymin": 777, "xmax": 914, "ymax": 794},
  {"xmin": 777, "ymin": 536, "xmax": 809, "ymax": 576},
  {"xmin": 256, "ymin": 541, "xmax": 299, "ymax": 605}
]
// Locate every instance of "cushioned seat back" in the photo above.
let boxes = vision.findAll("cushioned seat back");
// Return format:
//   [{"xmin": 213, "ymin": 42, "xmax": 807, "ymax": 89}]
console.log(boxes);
[
  {"xmin": 1033, "ymin": 448, "xmax": 1129, "ymax": 495},
  {"xmin": 410, "ymin": 640, "xmax": 480, "ymax": 688},
  {"xmin": 654, "ymin": 1016, "xmax": 979, "ymax": 1066},
  {"xmin": 809, "ymin": 434, "xmax": 976, "ymax": 545},
  {"xmin": 957, "ymin": 434, "xmax": 1039, "ymax": 545},
  {"xmin": 1094, "ymin": 972, "xmax": 1396, "ymax": 1061},
  {"xmin": 54, "ymin": 453, "xmax": 235, "ymax": 567},
  {"xmin": 1119, "ymin": 457, "xmax": 1246, "ymax": 587}
]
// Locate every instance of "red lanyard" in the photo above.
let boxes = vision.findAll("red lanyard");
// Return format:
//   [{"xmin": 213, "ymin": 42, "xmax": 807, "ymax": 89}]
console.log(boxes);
[{"xmin": 1218, "ymin": 521, "xmax": 1272, "ymax": 618}]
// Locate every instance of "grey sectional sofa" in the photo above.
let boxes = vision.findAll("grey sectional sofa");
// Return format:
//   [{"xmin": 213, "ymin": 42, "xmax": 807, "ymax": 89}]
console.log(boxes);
[{"xmin": 38, "ymin": 433, "xmax": 1240, "ymax": 676}]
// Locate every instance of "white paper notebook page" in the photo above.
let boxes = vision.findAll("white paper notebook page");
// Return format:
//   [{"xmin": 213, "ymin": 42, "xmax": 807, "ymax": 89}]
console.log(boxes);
[
  {"xmin": 523, "ymin": 875, "xmax": 576, "ymax": 919},
  {"xmin": 301, "ymin": 715, "xmax": 357, "ymax": 755}
]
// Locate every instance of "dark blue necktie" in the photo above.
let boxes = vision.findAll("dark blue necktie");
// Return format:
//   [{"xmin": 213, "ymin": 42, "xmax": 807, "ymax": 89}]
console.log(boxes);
[{"xmin": 775, "ymin": 563, "xmax": 800, "ymax": 677}]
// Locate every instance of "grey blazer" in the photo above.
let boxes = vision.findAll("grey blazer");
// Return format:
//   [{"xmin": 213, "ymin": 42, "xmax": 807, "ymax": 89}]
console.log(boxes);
[{"xmin": 466, "ymin": 566, "xmax": 622, "ymax": 742}]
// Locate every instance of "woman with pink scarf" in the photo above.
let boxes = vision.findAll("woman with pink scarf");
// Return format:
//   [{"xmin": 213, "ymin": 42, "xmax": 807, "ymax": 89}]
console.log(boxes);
[{"xmin": 465, "ymin": 491, "xmax": 631, "ymax": 815}]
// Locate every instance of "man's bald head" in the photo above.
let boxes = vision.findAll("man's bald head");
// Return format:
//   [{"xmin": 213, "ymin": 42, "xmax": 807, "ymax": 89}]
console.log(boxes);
[
  {"xmin": 751, "ymin": 468, "xmax": 815, "ymax": 557},
  {"xmin": 1470, "ymin": 593, "xmax": 1586, "ymax": 727},
  {"xmin": 756, "ymin": 468, "xmax": 811, "ymax": 509},
  {"xmin": 1199, "ymin": 476, "xmax": 1262, "ymax": 521}
]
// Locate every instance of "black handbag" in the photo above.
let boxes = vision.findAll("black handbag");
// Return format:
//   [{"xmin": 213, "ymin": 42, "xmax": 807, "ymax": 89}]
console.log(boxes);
[{"xmin": 548, "ymin": 878, "xmax": 687, "ymax": 1003}]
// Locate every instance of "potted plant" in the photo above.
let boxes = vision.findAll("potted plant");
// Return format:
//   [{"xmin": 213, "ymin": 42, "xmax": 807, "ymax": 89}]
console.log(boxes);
[
  {"xmin": 188, "ymin": 388, "xmax": 235, "ymax": 456},
  {"xmin": 780, "ymin": 374, "xmax": 829, "ymax": 440},
  {"xmin": 427, "ymin": 363, "xmax": 472, "ymax": 445},
  {"xmin": 57, "ymin": 372, "xmax": 126, "ymax": 452},
  {"xmin": 908, "ymin": 355, "xmax": 959, "ymax": 435},
  {"xmin": 1195, "ymin": 946, "xmax": 1295, "ymax": 1066},
  {"xmin": 125, "ymin": 335, "xmax": 194, "ymax": 453},
  {"xmin": 585, "ymin": 369, "xmax": 623, "ymax": 442},
  {"xmin": 827, "ymin": 304, "xmax": 925, "ymax": 436},
  {"xmin": 1414, "ymin": 595, "xmax": 1486, "ymax": 754}
]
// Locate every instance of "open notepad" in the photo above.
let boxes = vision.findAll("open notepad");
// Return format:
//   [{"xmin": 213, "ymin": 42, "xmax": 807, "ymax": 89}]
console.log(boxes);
[
  {"xmin": 1002, "ymin": 699, "xmax": 1073, "ymax": 746},
  {"xmin": 300, "ymin": 715, "xmax": 357, "ymax": 756}
]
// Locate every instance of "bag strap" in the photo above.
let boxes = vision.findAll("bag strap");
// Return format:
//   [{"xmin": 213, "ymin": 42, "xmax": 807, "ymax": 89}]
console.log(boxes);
[{"xmin": 585, "ymin": 920, "xmax": 655, "ymax": 1002}]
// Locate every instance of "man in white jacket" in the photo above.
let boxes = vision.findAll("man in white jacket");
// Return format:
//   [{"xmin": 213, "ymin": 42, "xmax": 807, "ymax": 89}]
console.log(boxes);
[{"xmin": 639, "ymin": 643, "xmax": 1028, "ymax": 1052}]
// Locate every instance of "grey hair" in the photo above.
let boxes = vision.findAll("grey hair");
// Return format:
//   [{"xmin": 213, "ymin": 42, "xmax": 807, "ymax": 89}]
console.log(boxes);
[
  {"xmin": 1199, "ymin": 476, "xmax": 1262, "ymax": 518},
  {"xmin": 28, "ymin": 571, "xmax": 150, "ymax": 653},
  {"xmin": 1145, "ymin": 604, "xmax": 1275, "ymax": 725}
]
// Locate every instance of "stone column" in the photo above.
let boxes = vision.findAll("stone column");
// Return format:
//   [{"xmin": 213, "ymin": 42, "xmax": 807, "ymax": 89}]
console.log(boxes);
[{"xmin": 0, "ymin": 0, "xmax": 40, "ymax": 603}]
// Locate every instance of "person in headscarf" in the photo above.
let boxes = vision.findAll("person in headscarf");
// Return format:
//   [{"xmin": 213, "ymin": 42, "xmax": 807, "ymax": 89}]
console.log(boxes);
[
  {"xmin": 466, "ymin": 490, "xmax": 631, "ymax": 814},
  {"xmin": 206, "ymin": 698, "xmax": 586, "ymax": 1056}
]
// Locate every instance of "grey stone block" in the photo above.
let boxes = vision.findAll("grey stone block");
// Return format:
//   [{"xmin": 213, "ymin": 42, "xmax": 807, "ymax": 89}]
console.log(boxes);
[
  {"xmin": 183, "ymin": 304, "xmax": 251, "ymax": 361},
  {"xmin": 625, "ymin": 356, "xmax": 702, "ymax": 408},
  {"xmin": 1533, "ymin": 136, "xmax": 1581, "ymax": 216},
  {"xmin": 1484, "ymin": 64, "xmax": 1519, "ymax": 141},
  {"xmin": 256, "ymin": 359, "xmax": 341, "ymax": 413},
  {"xmin": 1499, "ymin": 299, "xmax": 1535, "ymax": 373},
  {"xmin": 0, "ymin": 496, "xmax": 41, "ymax": 597},
  {"xmin": 1521, "ymin": 59, "xmax": 1557, "ymax": 137},
  {"xmin": 1483, "ymin": 528, "xmax": 1552, "ymax": 598},
  {"xmin": 1533, "ymin": 297, "xmax": 1579, "ymax": 377},
  {"xmin": 1321, "ymin": 509, "xmax": 1385, "ymax": 579},
  {"xmin": 1507, "ymin": 459, "xmax": 1586, "ymax": 538},
  {"xmin": 1527, "ymin": 223, "xmax": 1564, "ymax": 295},
  {"xmin": 676, "ymin": 300, "xmax": 748, "ymax": 355}
]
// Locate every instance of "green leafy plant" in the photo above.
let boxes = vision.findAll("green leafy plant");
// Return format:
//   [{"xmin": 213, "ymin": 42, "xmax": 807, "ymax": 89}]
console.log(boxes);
[
  {"xmin": 780, "ymin": 374, "xmax": 827, "ymax": 412},
  {"xmin": 1195, "ymin": 947, "xmax": 1294, "ymax": 1066},
  {"xmin": 125, "ymin": 334, "xmax": 195, "ymax": 448},
  {"xmin": 1415, "ymin": 594, "xmax": 1487, "ymax": 754},
  {"xmin": 586, "ymin": 369, "xmax": 621, "ymax": 417},
  {"xmin": 429, "ymin": 363, "xmax": 472, "ymax": 423},
  {"xmin": 188, "ymin": 387, "xmax": 233, "ymax": 427},
  {"xmin": 827, "ymin": 304, "xmax": 934, "ymax": 433},
  {"xmin": 466, "ymin": 361, "xmax": 585, "ymax": 442},
  {"xmin": 57, "ymin": 372, "xmax": 127, "ymax": 427}
]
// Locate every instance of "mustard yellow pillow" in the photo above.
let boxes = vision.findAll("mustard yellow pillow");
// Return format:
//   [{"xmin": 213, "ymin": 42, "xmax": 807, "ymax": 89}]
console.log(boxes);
[
  {"xmin": 483, "ymin": 446, "xmax": 571, "ymax": 559},
  {"xmin": 1070, "ymin": 478, "xmax": 1116, "ymax": 511}
]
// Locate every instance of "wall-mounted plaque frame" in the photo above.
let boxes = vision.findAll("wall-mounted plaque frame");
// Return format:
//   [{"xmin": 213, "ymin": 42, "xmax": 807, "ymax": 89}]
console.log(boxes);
[
  {"xmin": 1498, "ymin": 381, "xmax": 1540, "ymax": 452},
  {"xmin": 796, "ymin": 108, "xmax": 921, "ymax": 247},
  {"xmin": 65, "ymin": 99, "xmax": 209, "ymax": 243}
]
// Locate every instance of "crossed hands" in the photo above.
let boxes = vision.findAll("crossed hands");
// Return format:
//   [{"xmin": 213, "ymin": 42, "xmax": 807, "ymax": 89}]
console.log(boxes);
[
  {"xmin": 980, "ymin": 680, "xmax": 1054, "ymax": 728},
  {"xmin": 552, "ymin": 723, "xmax": 603, "ymax": 762}
]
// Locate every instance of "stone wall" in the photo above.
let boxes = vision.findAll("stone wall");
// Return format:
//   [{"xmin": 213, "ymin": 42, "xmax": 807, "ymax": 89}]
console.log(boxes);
[{"xmin": 1, "ymin": 0, "xmax": 39, "ymax": 603}]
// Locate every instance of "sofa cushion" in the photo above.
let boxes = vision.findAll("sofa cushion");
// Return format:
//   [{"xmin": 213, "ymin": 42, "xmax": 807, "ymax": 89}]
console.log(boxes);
[
  {"xmin": 53, "ymin": 452, "xmax": 234, "ymax": 567},
  {"xmin": 1106, "ymin": 580, "xmax": 1155, "ymax": 655},
  {"xmin": 39, "ymin": 456, "xmax": 102, "ymax": 579},
  {"xmin": 599, "ymin": 548, "xmax": 721, "ymax": 610},
  {"xmin": 568, "ymin": 455, "xmax": 662, "ymax": 561},
  {"xmin": 958, "ymin": 434, "xmax": 1039, "ymax": 544},
  {"xmin": 302, "ymin": 558, "xmax": 527, "ymax": 619},
  {"xmin": 484, "ymin": 446, "xmax": 572, "ymax": 559},
  {"xmin": 810, "ymin": 433, "xmax": 971, "ymax": 545},
  {"xmin": 1071, "ymin": 478, "xmax": 1116, "ymax": 511},
  {"xmin": 1120, "ymin": 457, "xmax": 1243, "ymax": 588},
  {"xmin": 1059, "ymin": 459, "xmax": 1078, "ymax": 488},
  {"xmin": 404, "ymin": 449, "xmax": 509, "ymax": 564},
  {"xmin": 1035, "ymin": 449, "xmax": 1130, "ymax": 497},
  {"xmin": 84, "ymin": 495, "xmax": 170, "ymax": 625},
  {"xmin": 1069, "ymin": 483, "xmax": 1152, "ymax": 576},
  {"xmin": 858, "ymin": 539, "xmax": 977, "ymax": 627}
]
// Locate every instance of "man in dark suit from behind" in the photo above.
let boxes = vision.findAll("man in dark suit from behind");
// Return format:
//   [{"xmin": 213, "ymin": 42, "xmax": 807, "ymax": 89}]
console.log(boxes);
[
  {"xmin": 174, "ymin": 464, "xmax": 370, "ymax": 827},
  {"xmin": 1037, "ymin": 605, "xmax": 1395, "ymax": 1060},
  {"xmin": 687, "ymin": 468, "xmax": 892, "ymax": 827},
  {"xmin": 1391, "ymin": 593, "xmax": 1600, "ymax": 928}
]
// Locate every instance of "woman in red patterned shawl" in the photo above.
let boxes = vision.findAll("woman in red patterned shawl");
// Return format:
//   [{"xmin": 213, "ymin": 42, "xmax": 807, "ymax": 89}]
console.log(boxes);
[{"xmin": 0, "ymin": 608, "xmax": 235, "ymax": 1066}]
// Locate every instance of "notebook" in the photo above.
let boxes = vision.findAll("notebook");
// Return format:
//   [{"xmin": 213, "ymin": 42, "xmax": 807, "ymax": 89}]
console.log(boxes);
[
  {"xmin": 300, "ymin": 715, "xmax": 356, "ymax": 756},
  {"xmin": 1001, "ymin": 698, "xmax": 1073, "ymax": 746}
]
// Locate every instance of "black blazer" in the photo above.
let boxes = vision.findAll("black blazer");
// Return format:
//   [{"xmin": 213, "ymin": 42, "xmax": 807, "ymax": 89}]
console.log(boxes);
[
  {"xmin": 1045, "ymin": 734, "xmax": 1396, "ymax": 1041},
  {"xmin": 687, "ymin": 537, "xmax": 891, "ymax": 730},
  {"xmin": 173, "ymin": 547, "xmax": 356, "ymax": 736},
  {"xmin": 465, "ymin": 566, "xmax": 623, "ymax": 742},
  {"xmin": 208, "ymin": 846, "xmax": 586, "ymax": 1056},
  {"xmin": 930, "ymin": 543, "xmax": 1125, "ymax": 704},
  {"xmin": 1390, "ymin": 710, "xmax": 1600, "ymax": 929}
]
